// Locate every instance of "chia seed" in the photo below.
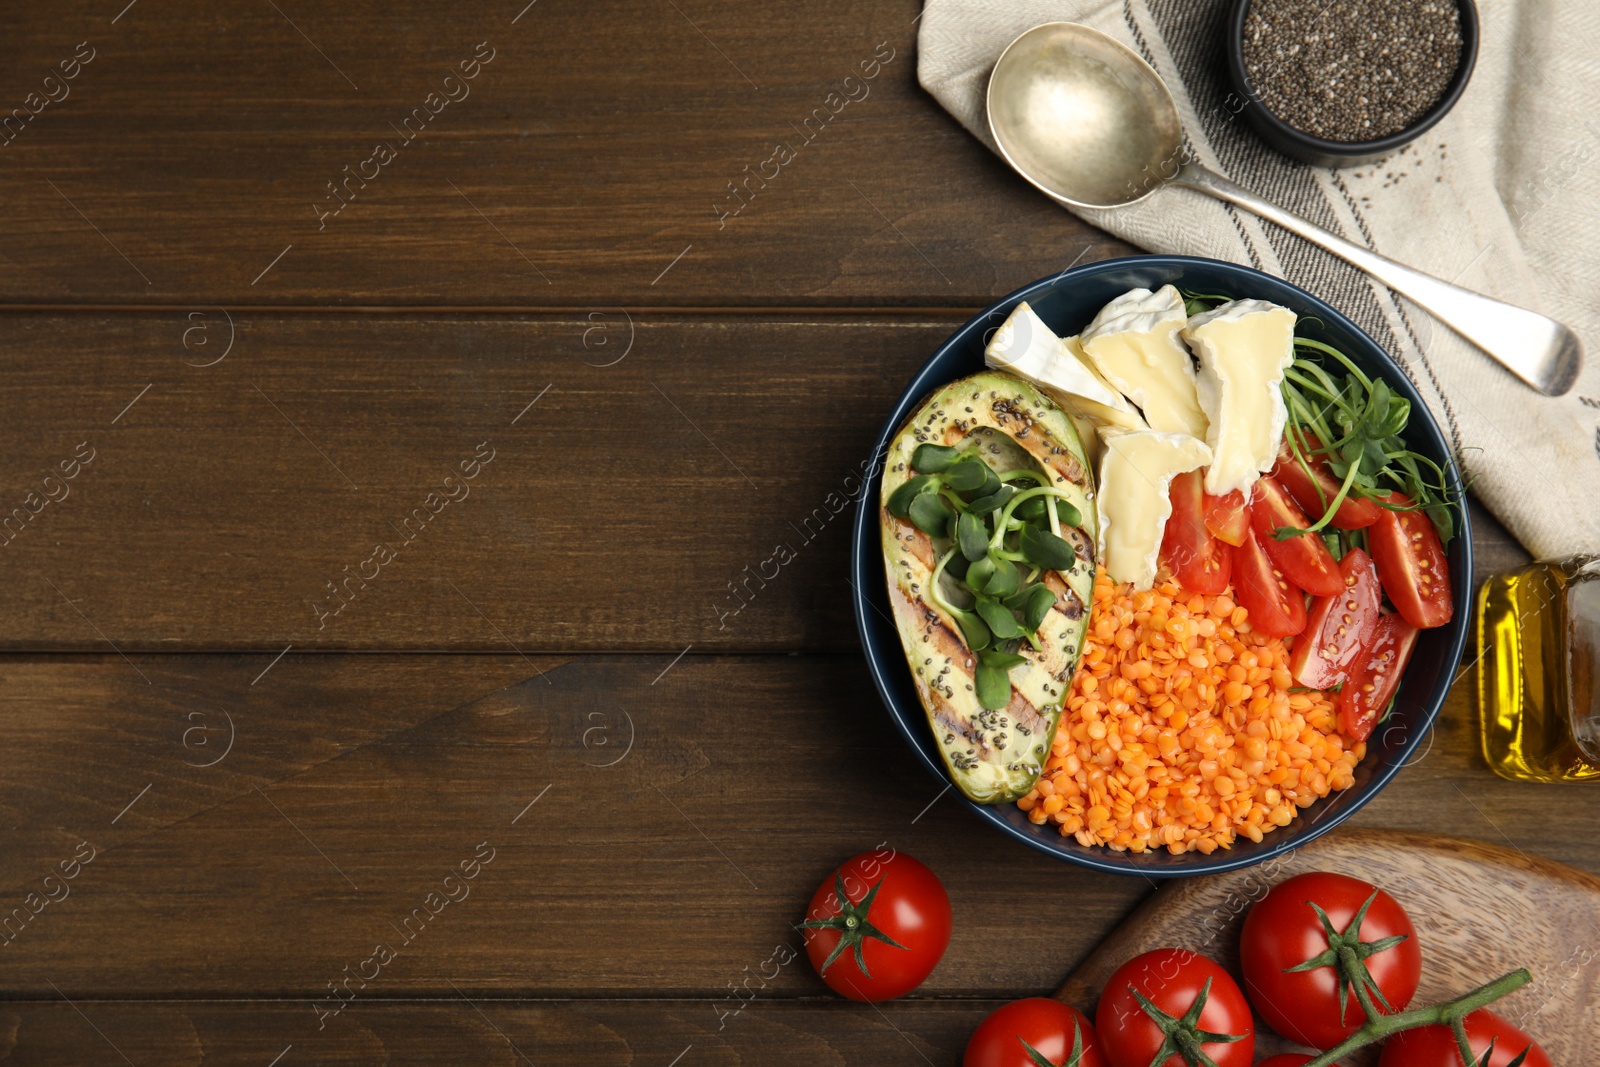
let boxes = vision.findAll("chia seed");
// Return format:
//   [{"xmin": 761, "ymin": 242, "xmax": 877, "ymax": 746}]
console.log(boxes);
[{"xmin": 1242, "ymin": 0, "xmax": 1463, "ymax": 142}]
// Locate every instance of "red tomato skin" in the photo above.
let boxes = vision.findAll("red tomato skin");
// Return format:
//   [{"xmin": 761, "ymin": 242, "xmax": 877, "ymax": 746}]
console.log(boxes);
[
  {"xmin": 1255, "ymin": 1057, "xmax": 1332, "ymax": 1067},
  {"xmin": 1161, "ymin": 470, "xmax": 1232, "ymax": 595},
  {"xmin": 1232, "ymin": 526, "xmax": 1308, "ymax": 639},
  {"xmin": 1272, "ymin": 433, "xmax": 1383, "ymax": 530},
  {"xmin": 1338, "ymin": 613, "xmax": 1419, "ymax": 742},
  {"xmin": 1378, "ymin": 1009, "xmax": 1553, "ymax": 1067},
  {"xmin": 964, "ymin": 998, "xmax": 1108, "ymax": 1067},
  {"xmin": 1288, "ymin": 548, "xmax": 1382, "ymax": 689},
  {"xmin": 802, "ymin": 851, "xmax": 951, "ymax": 1002},
  {"xmin": 1368, "ymin": 493, "xmax": 1453, "ymax": 629},
  {"xmin": 1096, "ymin": 949, "xmax": 1254, "ymax": 1067},
  {"xmin": 1240, "ymin": 872, "xmax": 1421, "ymax": 1049},
  {"xmin": 1250, "ymin": 477, "xmax": 1345, "ymax": 597},
  {"xmin": 1203, "ymin": 488, "xmax": 1251, "ymax": 547}
]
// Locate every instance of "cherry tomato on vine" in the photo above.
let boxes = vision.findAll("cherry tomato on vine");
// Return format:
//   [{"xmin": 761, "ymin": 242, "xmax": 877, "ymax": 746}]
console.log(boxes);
[
  {"xmin": 964, "ymin": 998, "xmax": 1108, "ymax": 1067},
  {"xmin": 1239, "ymin": 872, "xmax": 1421, "ymax": 1050},
  {"xmin": 1256, "ymin": 1056, "xmax": 1343, "ymax": 1067},
  {"xmin": 1095, "ymin": 948, "xmax": 1254, "ymax": 1067},
  {"xmin": 799, "ymin": 850, "xmax": 951, "ymax": 1002},
  {"xmin": 1377, "ymin": 1009, "xmax": 1552, "ymax": 1067}
]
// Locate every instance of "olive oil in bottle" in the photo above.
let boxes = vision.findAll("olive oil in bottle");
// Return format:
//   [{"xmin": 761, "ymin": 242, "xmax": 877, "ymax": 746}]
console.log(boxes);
[{"xmin": 1477, "ymin": 557, "xmax": 1600, "ymax": 783}]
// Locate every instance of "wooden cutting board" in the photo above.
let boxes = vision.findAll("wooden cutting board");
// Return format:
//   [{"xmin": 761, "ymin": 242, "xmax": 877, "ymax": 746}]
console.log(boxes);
[{"xmin": 1055, "ymin": 829, "xmax": 1599, "ymax": 1065}]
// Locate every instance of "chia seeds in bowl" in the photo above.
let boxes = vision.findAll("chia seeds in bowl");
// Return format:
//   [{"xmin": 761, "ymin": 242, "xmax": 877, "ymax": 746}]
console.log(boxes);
[{"xmin": 1225, "ymin": 0, "xmax": 1479, "ymax": 167}]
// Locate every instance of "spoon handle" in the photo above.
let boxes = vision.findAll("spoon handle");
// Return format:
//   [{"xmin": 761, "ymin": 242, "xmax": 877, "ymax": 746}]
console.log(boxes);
[{"xmin": 1174, "ymin": 161, "xmax": 1581, "ymax": 397}]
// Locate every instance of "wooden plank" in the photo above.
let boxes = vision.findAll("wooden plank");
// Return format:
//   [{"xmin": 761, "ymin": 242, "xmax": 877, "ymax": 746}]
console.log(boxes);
[
  {"xmin": 0, "ymin": 651, "xmax": 1582, "ymax": 999},
  {"xmin": 0, "ymin": 312, "xmax": 942, "ymax": 651},
  {"xmin": 0, "ymin": 313, "xmax": 1527, "ymax": 653},
  {"xmin": 0, "ymin": 0, "xmax": 1132, "ymax": 308},
  {"xmin": 2, "ymin": 999, "xmax": 1000, "ymax": 1065}
]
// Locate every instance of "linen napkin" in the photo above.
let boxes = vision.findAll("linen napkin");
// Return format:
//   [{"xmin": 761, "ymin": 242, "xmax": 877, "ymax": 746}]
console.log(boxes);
[{"xmin": 918, "ymin": 0, "xmax": 1600, "ymax": 560}]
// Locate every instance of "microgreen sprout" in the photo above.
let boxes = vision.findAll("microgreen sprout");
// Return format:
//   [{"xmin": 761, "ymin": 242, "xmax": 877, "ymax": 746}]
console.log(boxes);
[{"xmin": 888, "ymin": 445, "xmax": 1086, "ymax": 709}]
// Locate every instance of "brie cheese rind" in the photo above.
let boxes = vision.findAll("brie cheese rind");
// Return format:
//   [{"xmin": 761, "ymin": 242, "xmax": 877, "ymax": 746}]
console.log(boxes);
[
  {"xmin": 1081, "ymin": 285, "xmax": 1209, "ymax": 440},
  {"xmin": 1097, "ymin": 429, "xmax": 1213, "ymax": 591},
  {"xmin": 1182, "ymin": 299, "xmax": 1298, "ymax": 498},
  {"xmin": 984, "ymin": 301, "xmax": 1147, "ymax": 436}
]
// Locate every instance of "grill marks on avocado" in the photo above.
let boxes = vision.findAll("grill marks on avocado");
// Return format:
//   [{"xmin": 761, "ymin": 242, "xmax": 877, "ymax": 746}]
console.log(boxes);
[{"xmin": 879, "ymin": 373, "xmax": 1097, "ymax": 804}]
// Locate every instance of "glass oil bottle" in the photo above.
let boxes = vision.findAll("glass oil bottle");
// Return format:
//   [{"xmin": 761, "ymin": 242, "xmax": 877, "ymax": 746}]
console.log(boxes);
[{"xmin": 1477, "ymin": 556, "xmax": 1600, "ymax": 782}]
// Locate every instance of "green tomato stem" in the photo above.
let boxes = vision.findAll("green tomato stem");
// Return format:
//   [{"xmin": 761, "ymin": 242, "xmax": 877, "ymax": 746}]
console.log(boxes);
[{"xmin": 1297, "ymin": 968, "xmax": 1531, "ymax": 1067}]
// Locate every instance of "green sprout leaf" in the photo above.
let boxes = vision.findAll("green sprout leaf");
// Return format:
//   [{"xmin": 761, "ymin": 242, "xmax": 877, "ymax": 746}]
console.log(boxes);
[
  {"xmin": 983, "ymin": 557, "xmax": 1021, "ymax": 599},
  {"xmin": 911, "ymin": 443, "xmax": 961, "ymax": 473},
  {"xmin": 886, "ymin": 475, "xmax": 936, "ymax": 518},
  {"xmin": 974, "ymin": 662, "xmax": 1012, "ymax": 709},
  {"xmin": 1007, "ymin": 583, "xmax": 1058, "ymax": 632},
  {"xmin": 908, "ymin": 492, "xmax": 952, "ymax": 537},
  {"xmin": 957, "ymin": 512, "xmax": 990, "ymax": 562},
  {"xmin": 968, "ymin": 484, "xmax": 1016, "ymax": 514},
  {"xmin": 1020, "ymin": 525, "xmax": 1077, "ymax": 571},
  {"xmin": 943, "ymin": 455, "xmax": 990, "ymax": 492},
  {"xmin": 980, "ymin": 650, "xmax": 1028, "ymax": 670},
  {"xmin": 974, "ymin": 463, "xmax": 1003, "ymax": 499},
  {"xmin": 956, "ymin": 611, "xmax": 991, "ymax": 653},
  {"xmin": 974, "ymin": 596, "xmax": 1025, "ymax": 640},
  {"xmin": 965, "ymin": 556, "xmax": 996, "ymax": 595}
]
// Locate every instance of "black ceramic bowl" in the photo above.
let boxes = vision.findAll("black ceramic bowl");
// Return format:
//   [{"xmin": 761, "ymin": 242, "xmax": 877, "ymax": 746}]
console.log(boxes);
[
  {"xmin": 849, "ymin": 255, "xmax": 1472, "ymax": 877},
  {"xmin": 1226, "ymin": 0, "xmax": 1479, "ymax": 167}
]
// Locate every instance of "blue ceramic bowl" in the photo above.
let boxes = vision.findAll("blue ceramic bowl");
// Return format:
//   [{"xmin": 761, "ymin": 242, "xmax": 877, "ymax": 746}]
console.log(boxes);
[{"xmin": 850, "ymin": 256, "xmax": 1471, "ymax": 877}]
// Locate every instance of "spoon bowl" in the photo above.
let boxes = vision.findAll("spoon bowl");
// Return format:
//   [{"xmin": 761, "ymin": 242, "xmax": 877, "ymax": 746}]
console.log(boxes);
[
  {"xmin": 986, "ymin": 22, "xmax": 1582, "ymax": 396},
  {"xmin": 988, "ymin": 22, "xmax": 1180, "ymax": 210}
]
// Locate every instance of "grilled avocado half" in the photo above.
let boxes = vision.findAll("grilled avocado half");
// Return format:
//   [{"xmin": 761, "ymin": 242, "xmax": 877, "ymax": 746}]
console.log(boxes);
[{"xmin": 879, "ymin": 371, "xmax": 1097, "ymax": 803}]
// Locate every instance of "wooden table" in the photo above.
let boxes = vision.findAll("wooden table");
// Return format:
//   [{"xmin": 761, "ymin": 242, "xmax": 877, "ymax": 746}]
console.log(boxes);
[{"xmin": 0, "ymin": 2, "xmax": 1561, "ymax": 1062}]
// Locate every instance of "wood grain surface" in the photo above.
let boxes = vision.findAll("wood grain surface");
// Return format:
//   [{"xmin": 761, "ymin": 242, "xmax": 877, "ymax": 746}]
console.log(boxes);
[
  {"xmin": 0, "ymin": 314, "xmax": 1527, "ymax": 652},
  {"xmin": 0, "ymin": 1, "xmax": 1578, "ymax": 1064},
  {"xmin": 1056, "ymin": 830, "xmax": 1600, "ymax": 1065},
  {"xmin": 0, "ymin": 0, "xmax": 1133, "ymax": 308}
]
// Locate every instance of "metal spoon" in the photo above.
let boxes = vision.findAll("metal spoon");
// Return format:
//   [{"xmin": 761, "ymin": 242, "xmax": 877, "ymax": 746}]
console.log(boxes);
[{"xmin": 986, "ymin": 22, "xmax": 1581, "ymax": 396}]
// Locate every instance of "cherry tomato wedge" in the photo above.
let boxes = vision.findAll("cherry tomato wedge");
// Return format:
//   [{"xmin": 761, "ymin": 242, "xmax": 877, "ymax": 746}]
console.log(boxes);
[
  {"xmin": 1368, "ymin": 492, "xmax": 1453, "ymax": 629},
  {"xmin": 1160, "ymin": 470, "xmax": 1232, "ymax": 595},
  {"xmin": 1272, "ymin": 432, "xmax": 1383, "ymax": 530},
  {"xmin": 1096, "ymin": 948, "xmax": 1254, "ymax": 1067},
  {"xmin": 1378, "ymin": 1009, "xmax": 1553, "ymax": 1067},
  {"xmin": 1232, "ymin": 525, "xmax": 1307, "ymax": 639},
  {"xmin": 1289, "ymin": 548, "xmax": 1382, "ymax": 690},
  {"xmin": 1250, "ymin": 477, "xmax": 1344, "ymax": 597},
  {"xmin": 1338, "ymin": 613, "xmax": 1418, "ymax": 741},
  {"xmin": 800, "ymin": 850, "xmax": 951, "ymax": 1002},
  {"xmin": 1202, "ymin": 488, "xmax": 1251, "ymax": 547},
  {"xmin": 964, "ymin": 998, "xmax": 1108, "ymax": 1067}
]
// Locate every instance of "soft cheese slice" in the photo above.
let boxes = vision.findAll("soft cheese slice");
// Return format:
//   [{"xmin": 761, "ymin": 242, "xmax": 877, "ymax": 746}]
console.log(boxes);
[
  {"xmin": 984, "ymin": 301, "xmax": 1147, "ymax": 433},
  {"xmin": 1097, "ymin": 429, "xmax": 1212, "ymax": 590},
  {"xmin": 1182, "ymin": 299, "xmax": 1298, "ymax": 497},
  {"xmin": 1081, "ymin": 286, "xmax": 1209, "ymax": 440}
]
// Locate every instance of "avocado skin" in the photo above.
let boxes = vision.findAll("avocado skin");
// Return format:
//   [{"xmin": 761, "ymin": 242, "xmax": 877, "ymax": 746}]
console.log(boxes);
[{"xmin": 879, "ymin": 371, "xmax": 1097, "ymax": 804}]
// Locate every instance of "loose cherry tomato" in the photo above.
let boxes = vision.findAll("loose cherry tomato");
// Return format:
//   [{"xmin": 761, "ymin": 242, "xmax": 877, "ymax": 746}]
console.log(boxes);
[
  {"xmin": 965, "ymin": 998, "xmax": 1108, "ymax": 1067},
  {"xmin": 1240, "ymin": 872, "xmax": 1421, "ymax": 1049},
  {"xmin": 1096, "ymin": 949, "xmax": 1254, "ymax": 1067},
  {"xmin": 1338, "ymin": 613, "xmax": 1418, "ymax": 741},
  {"xmin": 1367, "ymin": 492, "xmax": 1453, "ymax": 629},
  {"xmin": 1161, "ymin": 470, "xmax": 1232, "ymax": 595},
  {"xmin": 1378, "ymin": 1009, "xmax": 1553, "ymax": 1067},
  {"xmin": 1232, "ymin": 525, "xmax": 1307, "ymax": 638},
  {"xmin": 1271, "ymin": 433, "xmax": 1383, "ymax": 530},
  {"xmin": 1250, "ymin": 477, "xmax": 1344, "ymax": 597},
  {"xmin": 1289, "ymin": 548, "xmax": 1382, "ymax": 690},
  {"xmin": 800, "ymin": 850, "xmax": 951, "ymax": 1002},
  {"xmin": 1203, "ymin": 488, "xmax": 1251, "ymax": 547}
]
